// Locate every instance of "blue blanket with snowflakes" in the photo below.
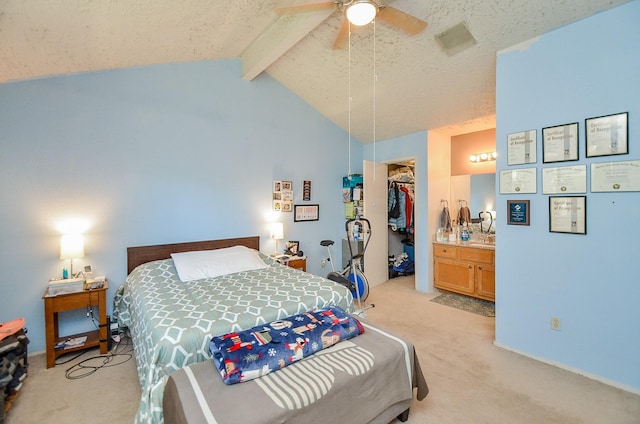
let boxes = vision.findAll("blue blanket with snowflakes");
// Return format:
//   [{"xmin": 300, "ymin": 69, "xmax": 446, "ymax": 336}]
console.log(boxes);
[{"xmin": 209, "ymin": 306, "xmax": 364, "ymax": 385}]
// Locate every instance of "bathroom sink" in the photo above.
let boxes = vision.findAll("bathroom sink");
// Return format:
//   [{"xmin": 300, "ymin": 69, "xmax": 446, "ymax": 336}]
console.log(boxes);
[{"xmin": 466, "ymin": 242, "xmax": 495, "ymax": 248}]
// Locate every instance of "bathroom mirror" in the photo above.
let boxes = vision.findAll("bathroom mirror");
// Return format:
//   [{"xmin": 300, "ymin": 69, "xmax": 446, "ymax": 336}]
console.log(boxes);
[{"xmin": 450, "ymin": 174, "xmax": 496, "ymax": 221}]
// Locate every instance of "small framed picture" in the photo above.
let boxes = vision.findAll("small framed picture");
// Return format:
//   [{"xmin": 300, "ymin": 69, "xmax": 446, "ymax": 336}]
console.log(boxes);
[
  {"xmin": 585, "ymin": 112, "xmax": 628, "ymax": 157},
  {"xmin": 303, "ymin": 180, "xmax": 311, "ymax": 201},
  {"xmin": 591, "ymin": 160, "xmax": 640, "ymax": 192},
  {"xmin": 507, "ymin": 200, "xmax": 530, "ymax": 226},
  {"xmin": 285, "ymin": 241, "xmax": 299, "ymax": 255},
  {"xmin": 507, "ymin": 130, "xmax": 537, "ymax": 165},
  {"xmin": 549, "ymin": 196, "xmax": 586, "ymax": 235},
  {"xmin": 294, "ymin": 204, "xmax": 319, "ymax": 222},
  {"xmin": 542, "ymin": 122, "xmax": 579, "ymax": 163}
]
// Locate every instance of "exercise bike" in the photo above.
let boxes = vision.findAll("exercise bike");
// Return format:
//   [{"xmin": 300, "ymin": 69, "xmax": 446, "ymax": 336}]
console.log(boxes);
[{"xmin": 320, "ymin": 218, "xmax": 374, "ymax": 314}]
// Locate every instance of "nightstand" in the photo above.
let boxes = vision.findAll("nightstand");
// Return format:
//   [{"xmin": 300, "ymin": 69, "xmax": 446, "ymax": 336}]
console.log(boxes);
[
  {"xmin": 42, "ymin": 281, "xmax": 109, "ymax": 368},
  {"xmin": 286, "ymin": 256, "xmax": 307, "ymax": 272},
  {"xmin": 272, "ymin": 255, "xmax": 307, "ymax": 272}
]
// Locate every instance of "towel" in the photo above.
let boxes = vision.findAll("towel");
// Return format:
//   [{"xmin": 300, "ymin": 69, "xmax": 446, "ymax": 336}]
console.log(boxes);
[
  {"xmin": 440, "ymin": 206, "xmax": 452, "ymax": 232},
  {"xmin": 457, "ymin": 206, "xmax": 471, "ymax": 226}
]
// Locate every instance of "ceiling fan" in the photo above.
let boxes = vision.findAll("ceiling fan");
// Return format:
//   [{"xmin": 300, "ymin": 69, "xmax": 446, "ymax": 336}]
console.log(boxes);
[{"xmin": 276, "ymin": 1, "xmax": 428, "ymax": 49}]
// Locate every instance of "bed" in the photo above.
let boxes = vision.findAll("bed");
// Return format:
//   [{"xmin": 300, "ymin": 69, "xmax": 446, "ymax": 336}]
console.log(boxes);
[
  {"xmin": 114, "ymin": 236, "xmax": 356, "ymax": 424},
  {"xmin": 164, "ymin": 319, "xmax": 429, "ymax": 424},
  {"xmin": 115, "ymin": 236, "xmax": 428, "ymax": 424}
]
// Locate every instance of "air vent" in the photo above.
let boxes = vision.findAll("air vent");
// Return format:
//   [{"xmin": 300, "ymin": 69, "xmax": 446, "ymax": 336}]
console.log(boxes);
[{"xmin": 435, "ymin": 21, "xmax": 476, "ymax": 56}]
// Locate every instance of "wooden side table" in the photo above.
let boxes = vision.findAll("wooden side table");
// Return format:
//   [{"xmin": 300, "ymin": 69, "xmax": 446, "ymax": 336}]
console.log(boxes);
[
  {"xmin": 286, "ymin": 256, "xmax": 307, "ymax": 272},
  {"xmin": 42, "ymin": 281, "xmax": 109, "ymax": 368},
  {"xmin": 271, "ymin": 255, "xmax": 307, "ymax": 272}
]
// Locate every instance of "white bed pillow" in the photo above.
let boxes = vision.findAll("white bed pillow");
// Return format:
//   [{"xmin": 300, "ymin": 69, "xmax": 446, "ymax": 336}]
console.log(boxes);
[{"xmin": 171, "ymin": 245, "xmax": 268, "ymax": 282}]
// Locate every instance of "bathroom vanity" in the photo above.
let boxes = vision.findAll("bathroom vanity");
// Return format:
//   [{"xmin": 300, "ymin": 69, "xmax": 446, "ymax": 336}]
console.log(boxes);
[{"xmin": 433, "ymin": 241, "xmax": 495, "ymax": 301}]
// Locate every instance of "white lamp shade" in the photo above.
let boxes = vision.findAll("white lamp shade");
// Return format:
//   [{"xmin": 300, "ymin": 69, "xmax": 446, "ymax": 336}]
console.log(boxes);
[
  {"xmin": 346, "ymin": 1, "xmax": 378, "ymax": 26},
  {"xmin": 270, "ymin": 223, "xmax": 284, "ymax": 240},
  {"xmin": 60, "ymin": 234, "xmax": 85, "ymax": 259}
]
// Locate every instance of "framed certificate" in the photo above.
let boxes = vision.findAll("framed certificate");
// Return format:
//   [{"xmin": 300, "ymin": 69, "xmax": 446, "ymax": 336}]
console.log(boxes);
[
  {"xmin": 499, "ymin": 168, "xmax": 537, "ymax": 194},
  {"xmin": 294, "ymin": 204, "xmax": 319, "ymax": 222},
  {"xmin": 549, "ymin": 196, "xmax": 586, "ymax": 235},
  {"xmin": 507, "ymin": 200, "xmax": 530, "ymax": 226},
  {"xmin": 585, "ymin": 112, "xmax": 628, "ymax": 157},
  {"xmin": 542, "ymin": 165, "xmax": 587, "ymax": 194},
  {"xmin": 542, "ymin": 122, "xmax": 579, "ymax": 163},
  {"xmin": 591, "ymin": 160, "xmax": 640, "ymax": 192},
  {"xmin": 507, "ymin": 130, "xmax": 537, "ymax": 165}
]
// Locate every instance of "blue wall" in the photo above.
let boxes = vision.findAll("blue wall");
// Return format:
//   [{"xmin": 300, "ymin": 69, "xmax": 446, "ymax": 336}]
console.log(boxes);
[
  {"xmin": 0, "ymin": 59, "xmax": 362, "ymax": 352},
  {"xmin": 495, "ymin": 1, "xmax": 640, "ymax": 391},
  {"xmin": 363, "ymin": 132, "xmax": 429, "ymax": 291}
]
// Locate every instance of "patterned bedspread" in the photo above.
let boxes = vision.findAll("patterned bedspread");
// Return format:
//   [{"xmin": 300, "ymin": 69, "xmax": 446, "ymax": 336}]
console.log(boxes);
[{"xmin": 113, "ymin": 255, "xmax": 354, "ymax": 424}]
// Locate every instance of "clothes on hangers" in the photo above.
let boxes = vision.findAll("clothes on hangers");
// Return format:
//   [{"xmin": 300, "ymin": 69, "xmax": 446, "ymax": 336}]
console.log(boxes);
[
  {"xmin": 388, "ymin": 182, "xmax": 415, "ymax": 233},
  {"xmin": 399, "ymin": 185, "xmax": 413, "ymax": 229},
  {"xmin": 388, "ymin": 183, "xmax": 407, "ymax": 230}
]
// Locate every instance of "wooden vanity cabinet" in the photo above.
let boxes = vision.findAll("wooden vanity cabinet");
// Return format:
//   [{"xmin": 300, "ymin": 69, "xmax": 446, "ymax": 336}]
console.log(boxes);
[{"xmin": 433, "ymin": 244, "xmax": 495, "ymax": 301}]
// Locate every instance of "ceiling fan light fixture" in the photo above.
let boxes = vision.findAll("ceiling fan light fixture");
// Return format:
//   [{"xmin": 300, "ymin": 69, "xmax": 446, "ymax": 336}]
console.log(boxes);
[{"xmin": 346, "ymin": 1, "xmax": 378, "ymax": 26}]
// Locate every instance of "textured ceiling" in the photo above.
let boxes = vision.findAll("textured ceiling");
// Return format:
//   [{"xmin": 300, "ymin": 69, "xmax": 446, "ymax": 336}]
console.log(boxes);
[{"xmin": 0, "ymin": 0, "xmax": 629, "ymax": 141}]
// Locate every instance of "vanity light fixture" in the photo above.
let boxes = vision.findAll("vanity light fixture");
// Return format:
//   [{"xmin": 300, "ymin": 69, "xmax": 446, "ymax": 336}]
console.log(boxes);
[
  {"xmin": 345, "ymin": 0, "xmax": 379, "ymax": 26},
  {"xmin": 469, "ymin": 151, "xmax": 497, "ymax": 163}
]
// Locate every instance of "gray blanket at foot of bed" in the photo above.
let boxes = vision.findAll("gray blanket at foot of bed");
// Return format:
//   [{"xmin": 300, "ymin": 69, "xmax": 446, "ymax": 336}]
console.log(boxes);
[{"xmin": 163, "ymin": 321, "xmax": 428, "ymax": 424}]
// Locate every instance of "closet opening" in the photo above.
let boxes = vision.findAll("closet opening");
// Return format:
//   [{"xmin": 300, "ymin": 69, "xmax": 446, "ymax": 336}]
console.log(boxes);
[{"xmin": 387, "ymin": 161, "xmax": 415, "ymax": 280}]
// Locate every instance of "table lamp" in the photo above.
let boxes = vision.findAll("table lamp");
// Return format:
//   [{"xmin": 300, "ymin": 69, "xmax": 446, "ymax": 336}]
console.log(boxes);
[
  {"xmin": 270, "ymin": 223, "xmax": 284, "ymax": 255},
  {"xmin": 60, "ymin": 234, "xmax": 85, "ymax": 278}
]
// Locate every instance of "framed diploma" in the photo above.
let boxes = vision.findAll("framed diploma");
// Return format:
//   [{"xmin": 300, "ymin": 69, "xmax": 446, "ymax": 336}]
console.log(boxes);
[
  {"xmin": 542, "ymin": 122, "xmax": 579, "ymax": 163},
  {"xmin": 294, "ymin": 204, "xmax": 319, "ymax": 222},
  {"xmin": 507, "ymin": 130, "xmax": 537, "ymax": 165},
  {"xmin": 549, "ymin": 196, "xmax": 586, "ymax": 235},
  {"xmin": 507, "ymin": 200, "xmax": 530, "ymax": 226},
  {"xmin": 591, "ymin": 160, "xmax": 640, "ymax": 192},
  {"xmin": 585, "ymin": 112, "xmax": 628, "ymax": 158},
  {"xmin": 499, "ymin": 168, "xmax": 537, "ymax": 194},
  {"xmin": 542, "ymin": 165, "xmax": 587, "ymax": 194}
]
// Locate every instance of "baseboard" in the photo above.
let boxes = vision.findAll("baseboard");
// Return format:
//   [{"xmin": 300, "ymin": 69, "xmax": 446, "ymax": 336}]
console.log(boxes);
[{"xmin": 493, "ymin": 341, "xmax": 640, "ymax": 396}]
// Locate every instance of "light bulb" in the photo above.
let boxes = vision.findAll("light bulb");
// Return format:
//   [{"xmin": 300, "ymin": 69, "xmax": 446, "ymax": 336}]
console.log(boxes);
[{"xmin": 346, "ymin": 1, "xmax": 378, "ymax": 26}]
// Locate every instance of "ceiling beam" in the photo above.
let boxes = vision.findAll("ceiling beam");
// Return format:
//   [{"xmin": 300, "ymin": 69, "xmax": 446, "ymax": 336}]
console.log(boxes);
[{"xmin": 241, "ymin": 9, "xmax": 335, "ymax": 81}]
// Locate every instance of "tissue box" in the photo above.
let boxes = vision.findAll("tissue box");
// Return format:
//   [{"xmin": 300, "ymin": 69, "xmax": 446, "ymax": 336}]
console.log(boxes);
[{"xmin": 47, "ymin": 278, "xmax": 85, "ymax": 296}]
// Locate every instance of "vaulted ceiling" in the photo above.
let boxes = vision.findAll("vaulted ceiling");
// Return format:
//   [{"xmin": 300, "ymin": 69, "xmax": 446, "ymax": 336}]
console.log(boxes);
[{"xmin": 0, "ymin": 0, "xmax": 629, "ymax": 141}]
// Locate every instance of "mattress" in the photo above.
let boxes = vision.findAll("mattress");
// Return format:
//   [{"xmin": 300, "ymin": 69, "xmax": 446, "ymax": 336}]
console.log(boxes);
[{"xmin": 114, "ymin": 255, "xmax": 354, "ymax": 424}]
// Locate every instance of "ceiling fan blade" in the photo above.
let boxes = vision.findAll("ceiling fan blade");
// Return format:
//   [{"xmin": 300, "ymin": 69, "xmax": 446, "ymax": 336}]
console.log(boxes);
[
  {"xmin": 275, "ymin": 1, "xmax": 337, "ymax": 15},
  {"xmin": 332, "ymin": 17, "xmax": 350, "ymax": 50},
  {"xmin": 377, "ymin": 6, "xmax": 427, "ymax": 35}
]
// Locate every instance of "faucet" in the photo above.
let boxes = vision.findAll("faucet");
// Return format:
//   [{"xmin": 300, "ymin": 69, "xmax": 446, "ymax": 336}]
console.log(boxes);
[{"xmin": 478, "ymin": 211, "xmax": 494, "ymax": 243}]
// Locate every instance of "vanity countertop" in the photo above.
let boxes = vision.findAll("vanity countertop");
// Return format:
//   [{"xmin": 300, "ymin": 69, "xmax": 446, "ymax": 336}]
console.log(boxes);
[{"xmin": 433, "ymin": 240, "xmax": 495, "ymax": 250}]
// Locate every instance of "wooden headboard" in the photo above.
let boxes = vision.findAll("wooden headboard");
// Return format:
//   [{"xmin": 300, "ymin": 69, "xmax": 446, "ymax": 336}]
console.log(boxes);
[{"xmin": 126, "ymin": 236, "xmax": 260, "ymax": 274}]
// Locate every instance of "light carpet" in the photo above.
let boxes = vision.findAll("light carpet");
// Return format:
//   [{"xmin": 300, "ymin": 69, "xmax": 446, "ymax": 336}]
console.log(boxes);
[{"xmin": 4, "ymin": 276, "xmax": 639, "ymax": 423}]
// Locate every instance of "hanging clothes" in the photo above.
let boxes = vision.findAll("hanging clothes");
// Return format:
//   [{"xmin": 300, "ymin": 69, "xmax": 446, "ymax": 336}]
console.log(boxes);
[
  {"xmin": 388, "ymin": 183, "xmax": 401, "ymax": 219},
  {"xmin": 399, "ymin": 185, "xmax": 413, "ymax": 230},
  {"xmin": 388, "ymin": 185, "xmax": 407, "ymax": 230}
]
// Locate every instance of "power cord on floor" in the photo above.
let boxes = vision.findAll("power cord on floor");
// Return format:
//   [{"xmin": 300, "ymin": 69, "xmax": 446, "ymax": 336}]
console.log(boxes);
[{"xmin": 63, "ymin": 331, "xmax": 134, "ymax": 380}]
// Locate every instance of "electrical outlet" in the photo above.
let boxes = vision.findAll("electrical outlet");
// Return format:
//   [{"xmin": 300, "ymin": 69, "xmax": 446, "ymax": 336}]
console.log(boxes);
[
  {"xmin": 550, "ymin": 317, "xmax": 561, "ymax": 331},
  {"xmin": 321, "ymin": 259, "xmax": 326, "ymax": 268}
]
